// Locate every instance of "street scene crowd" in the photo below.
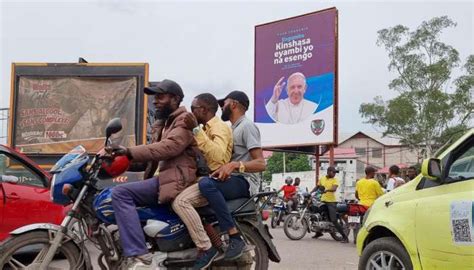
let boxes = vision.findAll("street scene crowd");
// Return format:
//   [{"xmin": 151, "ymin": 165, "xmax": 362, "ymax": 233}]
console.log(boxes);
[{"xmin": 0, "ymin": 2, "xmax": 472, "ymax": 270}]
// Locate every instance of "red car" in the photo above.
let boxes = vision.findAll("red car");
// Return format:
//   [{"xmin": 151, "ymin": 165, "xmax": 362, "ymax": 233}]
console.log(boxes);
[{"xmin": 0, "ymin": 144, "xmax": 68, "ymax": 241}]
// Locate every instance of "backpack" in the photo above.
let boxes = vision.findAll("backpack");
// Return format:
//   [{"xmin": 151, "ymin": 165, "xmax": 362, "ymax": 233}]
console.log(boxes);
[{"xmin": 193, "ymin": 146, "xmax": 211, "ymax": 177}]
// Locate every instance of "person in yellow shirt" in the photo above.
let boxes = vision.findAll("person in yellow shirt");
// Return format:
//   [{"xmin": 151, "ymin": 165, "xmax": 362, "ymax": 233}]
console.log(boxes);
[
  {"xmin": 355, "ymin": 166, "xmax": 384, "ymax": 208},
  {"xmin": 172, "ymin": 93, "xmax": 233, "ymax": 269},
  {"xmin": 312, "ymin": 166, "xmax": 349, "ymax": 243}
]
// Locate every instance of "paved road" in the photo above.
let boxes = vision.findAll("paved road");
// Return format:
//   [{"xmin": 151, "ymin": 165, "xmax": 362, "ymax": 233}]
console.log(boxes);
[
  {"xmin": 49, "ymin": 221, "xmax": 359, "ymax": 269},
  {"xmin": 268, "ymin": 222, "xmax": 359, "ymax": 270}
]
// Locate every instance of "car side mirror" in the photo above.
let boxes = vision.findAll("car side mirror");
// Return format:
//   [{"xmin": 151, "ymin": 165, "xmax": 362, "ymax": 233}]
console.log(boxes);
[{"xmin": 421, "ymin": 158, "xmax": 442, "ymax": 181}]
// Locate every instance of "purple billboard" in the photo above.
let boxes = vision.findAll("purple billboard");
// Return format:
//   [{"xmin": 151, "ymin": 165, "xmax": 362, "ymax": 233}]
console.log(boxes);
[{"xmin": 255, "ymin": 8, "xmax": 338, "ymax": 147}]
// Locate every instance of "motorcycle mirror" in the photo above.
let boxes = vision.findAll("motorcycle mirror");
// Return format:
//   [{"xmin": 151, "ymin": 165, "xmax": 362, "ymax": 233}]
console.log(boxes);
[{"xmin": 105, "ymin": 118, "xmax": 123, "ymax": 145}]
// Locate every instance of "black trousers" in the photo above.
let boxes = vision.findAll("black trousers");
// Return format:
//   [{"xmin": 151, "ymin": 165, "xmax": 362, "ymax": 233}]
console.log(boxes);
[{"xmin": 325, "ymin": 202, "xmax": 347, "ymax": 239}]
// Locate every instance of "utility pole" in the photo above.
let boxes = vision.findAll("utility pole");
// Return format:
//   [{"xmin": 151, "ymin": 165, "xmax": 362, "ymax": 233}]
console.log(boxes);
[{"xmin": 315, "ymin": 146, "xmax": 320, "ymax": 186}]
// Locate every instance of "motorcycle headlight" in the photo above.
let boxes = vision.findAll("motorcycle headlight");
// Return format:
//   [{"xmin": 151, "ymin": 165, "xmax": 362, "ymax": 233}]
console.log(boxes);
[{"xmin": 362, "ymin": 207, "xmax": 371, "ymax": 227}]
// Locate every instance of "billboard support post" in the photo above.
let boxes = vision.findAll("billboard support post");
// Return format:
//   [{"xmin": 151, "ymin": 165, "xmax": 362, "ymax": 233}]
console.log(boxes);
[
  {"xmin": 315, "ymin": 145, "xmax": 320, "ymax": 186},
  {"xmin": 329, "ymin": 144, "xmax": 335, "ymax": 166}
]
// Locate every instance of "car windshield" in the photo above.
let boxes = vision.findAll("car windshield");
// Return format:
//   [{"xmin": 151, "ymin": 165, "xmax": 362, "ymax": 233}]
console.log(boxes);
[
  {"xmin": 447, "ymin": 143, "xmax": 474, "ymax": 181},
  {"xmin": 50, "ymin": 145, "xmax": 87, "ymax": 172}
]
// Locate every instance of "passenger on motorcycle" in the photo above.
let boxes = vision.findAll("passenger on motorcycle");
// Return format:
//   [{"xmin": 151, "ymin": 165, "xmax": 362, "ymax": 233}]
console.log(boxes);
[
  {"xmin": 197, "ymin": 91, "xmax": 266, "ymax": 265},
  {"xmin": 293, "ymin": 177, "xmax": 302, "ymax": 193},
  {"xmin": 278, "ymin": 176, "xmax": 297, "ymax": 211},
  {"xmin": 172, "ymin": 93, "xmax": 234, "ymax": 269},
  {"xmin": 293, "ymin": 177, "xmax": 304, "ymax": 208},
  {"xmin": 107, "ymin": 80, "xmax": 198, "ymax": 269},
  {"xmin": 355, "ymin": 166, "xmax": 384, "ymax": 208},
  {"xmin": 312, "ymin": 166, "xmax": 349, "ymax": 243}
]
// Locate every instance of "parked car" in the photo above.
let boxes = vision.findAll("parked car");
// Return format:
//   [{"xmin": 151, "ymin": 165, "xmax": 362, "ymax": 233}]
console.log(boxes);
[
  {"xmin": 357, "ymin": 129, "xmax": 474, "ymax": 270},
  {"xmin": 0, "ymin": 145, "xmax": 68, "ymax": 241}
]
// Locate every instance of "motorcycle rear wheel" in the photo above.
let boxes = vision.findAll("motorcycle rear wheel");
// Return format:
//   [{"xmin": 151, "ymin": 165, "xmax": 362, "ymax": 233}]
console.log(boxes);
[
  {"xmin": 0, "ymin": 231, "xmax": 83, "ymax": 270},
  {"xmin": 283, "ymin": 213, "xmax": 308, "ymax": 240}
]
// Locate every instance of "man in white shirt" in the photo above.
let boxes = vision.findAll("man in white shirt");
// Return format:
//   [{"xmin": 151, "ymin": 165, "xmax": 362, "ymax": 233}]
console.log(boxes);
[
  {"xmin": 265, "ymin": 72, "xmax": 318, "ymax": 124},
  {"xmin": 386, "ymin": 165, "xmax": 405, "ymax": 192}
]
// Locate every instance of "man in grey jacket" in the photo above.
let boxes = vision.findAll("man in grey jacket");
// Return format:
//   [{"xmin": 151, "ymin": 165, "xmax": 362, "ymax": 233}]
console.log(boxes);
[{"xmin": 109, "ymin": 79, "xmax": 197, "ymax": 269}]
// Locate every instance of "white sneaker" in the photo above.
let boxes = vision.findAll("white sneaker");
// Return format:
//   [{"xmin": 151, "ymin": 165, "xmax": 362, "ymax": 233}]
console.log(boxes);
[
  {"xmin": 123, "ymin": 255, "xmax": 153, "ymax": 270},
  {"xmin": 127, "ymin": 261, "xmax": 153, "ymax": 270}
]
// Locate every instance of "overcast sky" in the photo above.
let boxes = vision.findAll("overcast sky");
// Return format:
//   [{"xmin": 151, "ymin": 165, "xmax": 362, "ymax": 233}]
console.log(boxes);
[{"xmin": 0, "ymin": 0, "xmax": 472, "ymax": 134}]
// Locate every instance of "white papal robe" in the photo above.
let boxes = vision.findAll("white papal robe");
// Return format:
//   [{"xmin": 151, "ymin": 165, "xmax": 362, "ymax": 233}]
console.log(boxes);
[{"xmin": 265, "ymin": 98, "xmax": 318, "ymax": 125}]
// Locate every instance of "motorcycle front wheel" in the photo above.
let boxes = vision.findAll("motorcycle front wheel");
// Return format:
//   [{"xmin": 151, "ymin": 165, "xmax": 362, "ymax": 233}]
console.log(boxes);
[
  {"xmin": 283, "ymin": 213, "xmax": 308, "ymax": 240},
  {"xmin": 270, "ymin": 213, "xmax": 279, "ymax": 228},
  {"xmin": 0, "ymin": 231, "xmax": 84, "ymax": 270}
]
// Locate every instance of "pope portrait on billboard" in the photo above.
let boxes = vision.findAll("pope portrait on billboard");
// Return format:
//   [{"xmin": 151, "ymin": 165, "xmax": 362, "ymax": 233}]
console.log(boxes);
[{"xmin": 265, "ymin": 72, "xmax": 318, "ymax": 124}]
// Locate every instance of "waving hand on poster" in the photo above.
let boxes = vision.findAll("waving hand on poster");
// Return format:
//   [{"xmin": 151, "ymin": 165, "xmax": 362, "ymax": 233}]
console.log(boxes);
[
  {"xmin": 271, "ymin": 76, "xmax": 286, "ymax": 103},
  {"xmin": 265, "ymin": 72, "xmax": 318, "ymax": 125}
]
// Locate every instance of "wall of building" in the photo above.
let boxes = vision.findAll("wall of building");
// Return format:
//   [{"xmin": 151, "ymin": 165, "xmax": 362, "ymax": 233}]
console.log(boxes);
[
  {"xmin": 268, "ymin": 170, "xmax": 316, "ymax": 194},
  {"xmin": 338, "ymin": 137, "xmax": 419, "ymax": 168},
  {"xmin": 270, "ymin": 158, "xmax": 361, "ymax": 201}
]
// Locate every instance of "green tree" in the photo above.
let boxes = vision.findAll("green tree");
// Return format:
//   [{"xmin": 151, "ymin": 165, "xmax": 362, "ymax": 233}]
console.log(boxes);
[
  {"xmin": 263, "ymin": 152, "xmax": 284, "ymax": 183},
  {"xmin": 360, "ymin": 16, "xmax": 473, "ymax": 157},
  {"xmin": 286, "ymin": 153, "xmax": 312, "ymax": 172},
  {"xmin": 263, "ymin": 152, "xmax": 312, "ymax": 183}
]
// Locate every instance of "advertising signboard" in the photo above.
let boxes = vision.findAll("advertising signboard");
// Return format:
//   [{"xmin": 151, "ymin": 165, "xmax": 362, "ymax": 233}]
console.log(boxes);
[
  {"xmin": 9, "ymin": 63, "xmax": 148, "ymax": 165},
  {"xmin": 255, "ymin": 8, "xmax": 338, "ymax": 148}
]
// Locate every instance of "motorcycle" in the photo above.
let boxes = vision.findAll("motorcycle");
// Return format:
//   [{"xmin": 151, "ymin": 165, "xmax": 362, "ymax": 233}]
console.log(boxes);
[
  {"xmin": 0, "ymin": 118, "xmax": 280, "ymax": 269},
  {"xmin": 270, "ymin": 197, "xmax": 289, "ymax": 228},
  {"xmin": 283, "ymin": 189, "xmax": 349, "ymax": 241},
  {"xmin": 345, "ymin": 202, "xmax": 368, "ymax": 244}
]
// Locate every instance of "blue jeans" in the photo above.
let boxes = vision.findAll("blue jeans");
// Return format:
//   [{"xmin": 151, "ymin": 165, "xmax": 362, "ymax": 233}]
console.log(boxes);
[
  {"xmin": 111, "ymin": 177, "xmax": 159, "ymax": 257},
  {"xmin": 198, "ymin": 175, "xmax": 250, "ymax": 232}
]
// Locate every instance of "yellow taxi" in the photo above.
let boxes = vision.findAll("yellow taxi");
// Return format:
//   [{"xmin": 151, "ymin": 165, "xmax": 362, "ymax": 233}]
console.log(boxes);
[{"xmin": 357, "ymin": 128, "xmax": 474, "ymax": 270}]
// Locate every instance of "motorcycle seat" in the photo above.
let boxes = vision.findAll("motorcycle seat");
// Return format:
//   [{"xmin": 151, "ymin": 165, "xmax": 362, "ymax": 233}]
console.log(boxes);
[
  {"xmin": 196, "ymin": 197, "xmax": 255, "ymax": 216},
  {"xmin": 336, "ymin": 203, "xmax": 348, "ymax": 213}
]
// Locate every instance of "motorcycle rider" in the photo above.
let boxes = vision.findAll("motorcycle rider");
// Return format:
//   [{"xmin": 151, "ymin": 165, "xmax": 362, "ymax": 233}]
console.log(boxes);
[
  {"xmin": 172, "ymin": 93, "xmax": 233, "ymax": 269},
  {"xmin": 197, "ymin": 91, "xmax": 266, "ymax": 263},
  {"xmin": 278, "ymin": 176, "xmax": 297, "ymax": 211},
  {"xmin": 108, "ymin": 80, "xmax": 198, "ymax": 269},
  {"xmin": 312, "ymin": 166, "xmax": 349, "ymax": 243}
]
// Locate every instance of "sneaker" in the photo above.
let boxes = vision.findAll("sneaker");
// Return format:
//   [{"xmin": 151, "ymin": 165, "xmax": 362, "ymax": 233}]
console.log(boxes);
[
  {"xmin": 123, "ymin": 255, "xmax": 153, "ymax": 270},
  {"xmin": 214, "ymin": 251, "xmax": 225, "ymax": 261},
  {"xmin": 340, "ymin": 237, "xmax": 349, "ymax": 243},
  {"xmin": 224, "ymin": 237, "xmax": 245, "ymax": 260},
  {"xmin": 192, "ymin": 247, "xmax": 219, "ymax": 270},
  {"xmin": 312, "ymin": 232, "xmax": 323, "ymax": 239}
]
